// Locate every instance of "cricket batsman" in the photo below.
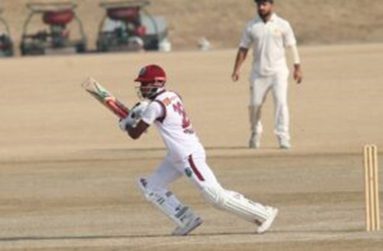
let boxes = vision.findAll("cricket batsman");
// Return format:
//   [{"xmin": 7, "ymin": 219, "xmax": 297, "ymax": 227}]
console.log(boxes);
[{"xmin": 119, "ymin": 64, "xmax": 278, "ymax": 235}]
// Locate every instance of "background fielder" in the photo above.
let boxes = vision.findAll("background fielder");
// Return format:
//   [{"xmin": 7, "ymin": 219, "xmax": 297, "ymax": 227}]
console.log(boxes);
[
  {"xmin": 232, "ymin": 0, "xmax": 303, "ymax": 149},
  {"xmin": 119, "ymin": 64, "xmax": 278, "ymax": 235}
]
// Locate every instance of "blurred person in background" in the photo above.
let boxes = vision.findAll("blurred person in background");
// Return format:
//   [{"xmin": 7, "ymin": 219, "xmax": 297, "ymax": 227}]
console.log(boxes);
[{"xmin": 232, "ymin": 0, "xmax": 303, "ymax": 149}]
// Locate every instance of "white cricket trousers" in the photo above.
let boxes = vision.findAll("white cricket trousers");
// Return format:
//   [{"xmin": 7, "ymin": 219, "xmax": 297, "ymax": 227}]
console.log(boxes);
[
  {"xmin": 142, "ymin": 145, "xmax": 270, "ymax": 224},
  {"xmin": 144, "ymin": 146, "xmax": 219, "ymax": 191},
  {"xmin": 249, "ymin": 69, "xmax": 290, "ymax": 140}
]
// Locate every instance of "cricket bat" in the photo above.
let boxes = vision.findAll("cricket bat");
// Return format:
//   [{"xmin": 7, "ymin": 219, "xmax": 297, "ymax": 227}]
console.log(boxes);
[{"xmin": 82, "ymin": 77, "xmax": 130, "ymax": 119}]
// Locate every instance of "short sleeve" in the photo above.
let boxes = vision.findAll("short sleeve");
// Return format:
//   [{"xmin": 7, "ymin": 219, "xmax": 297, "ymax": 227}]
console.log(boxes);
[
  {"xmin": 239, "ymin": 23, "xmax": 253, "ymax": 48},
  {"xmin": 283, "ymin": 21, "xmax": 297, "ymax": 47},
  {"xmin": 141, "ymin": 101, "xmax": 164, "ymax": 125}
]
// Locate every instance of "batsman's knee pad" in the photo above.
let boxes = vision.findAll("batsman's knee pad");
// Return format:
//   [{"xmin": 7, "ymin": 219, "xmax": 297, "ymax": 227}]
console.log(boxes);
[
  {"xmin": 201, "ymin": 186, "xmax": 226, "ymax": 209},
  {"xmin": 201, "ymin": 186, "xmax": 268, "ymax": 223}
]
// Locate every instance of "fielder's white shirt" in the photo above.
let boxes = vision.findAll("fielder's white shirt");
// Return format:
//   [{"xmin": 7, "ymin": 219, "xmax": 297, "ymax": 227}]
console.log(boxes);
[
  {"xmin": 240, "ymin": 13, "xmax": 297, "ymax": 77},
  {"xmin": 141, "ymin": 91, "xmax": 201, "ymax": 161}
]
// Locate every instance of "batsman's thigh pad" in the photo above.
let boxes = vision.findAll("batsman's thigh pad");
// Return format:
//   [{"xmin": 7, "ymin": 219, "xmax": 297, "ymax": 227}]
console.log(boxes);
[
  {"xmin": 146, "ymin": 155, "xmax": 183, "ymax": 190},
  {"xmin": 202, "ymin": 186, "xmax": 268, "ymax": 224}
]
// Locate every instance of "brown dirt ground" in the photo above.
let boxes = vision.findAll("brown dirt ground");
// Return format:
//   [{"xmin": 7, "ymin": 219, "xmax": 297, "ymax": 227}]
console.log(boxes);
[{"xmin": 0, "ymin": 44, "xmax": 383, "ymax": 250}]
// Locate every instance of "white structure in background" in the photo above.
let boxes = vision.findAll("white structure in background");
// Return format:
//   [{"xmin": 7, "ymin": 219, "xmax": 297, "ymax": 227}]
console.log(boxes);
[
  {"xmin": 198, "ymin": 37, "xmax": 211, "ymax": 51},
  {"xmin": 159, "ymin": 38, "xmax": 172, "ymax": 52}
]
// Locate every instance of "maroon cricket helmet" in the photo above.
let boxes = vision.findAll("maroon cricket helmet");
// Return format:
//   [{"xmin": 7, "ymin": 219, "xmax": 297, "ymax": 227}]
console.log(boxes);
[{"xmin": 134, "ymin": 64, "xmax": 166, "ymax": 87}]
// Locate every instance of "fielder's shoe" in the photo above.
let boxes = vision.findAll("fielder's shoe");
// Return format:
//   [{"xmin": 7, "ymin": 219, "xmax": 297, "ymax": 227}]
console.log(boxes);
[
  {"xmin": 249, "ymin": 133, "xmax": 261, "ymax": 149},
  {"xmin": 278, "ymin": 138, "xmax": 291, "ymax": 149},
  {"xmin": 172, "ymin": 216, "xmax": 203, "ymax": 236},
  {"xmin": 256, "ymin": 207, "xmax": 278, "ymax": 234}
]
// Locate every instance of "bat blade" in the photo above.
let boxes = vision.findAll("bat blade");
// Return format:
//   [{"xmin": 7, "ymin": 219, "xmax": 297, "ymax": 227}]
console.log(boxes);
[{"xmin": 82, "ymin": 77, "xmax": 130, "ymax": 119}]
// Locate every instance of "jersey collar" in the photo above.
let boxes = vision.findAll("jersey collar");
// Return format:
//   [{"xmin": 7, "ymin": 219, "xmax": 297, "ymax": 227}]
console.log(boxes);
[
  {"xmin": 150, "ymin": 89, "xmax": 166, "ymax": 100},
  {"xmin": 270, "ymin": 13, "xmax": 277, "ymax": 21}
]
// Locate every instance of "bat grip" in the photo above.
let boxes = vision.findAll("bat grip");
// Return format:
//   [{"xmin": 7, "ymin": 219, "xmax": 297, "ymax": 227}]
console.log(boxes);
[{"xmin": 106, "ymin": 100, "xmax": 129, "ymax": 119}]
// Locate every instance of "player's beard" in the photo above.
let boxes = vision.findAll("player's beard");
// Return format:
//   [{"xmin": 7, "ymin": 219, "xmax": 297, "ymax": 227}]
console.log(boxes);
[{"xmin": 258, "ymin": 9, "xmax": 272, "ymax": 20}]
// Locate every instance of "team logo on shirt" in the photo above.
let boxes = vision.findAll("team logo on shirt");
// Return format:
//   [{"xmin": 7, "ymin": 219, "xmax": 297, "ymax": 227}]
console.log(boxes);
[
  {"xmin": 185, "ymin": 167, "xmax": 193, "ymax": 178},
  {"xmin": 138, "ymin": 67, "xmax": 147, "ymax": 77},
  {"xmin": 273, "ymin": 28, "xmax": 282, "ymax": 36}
]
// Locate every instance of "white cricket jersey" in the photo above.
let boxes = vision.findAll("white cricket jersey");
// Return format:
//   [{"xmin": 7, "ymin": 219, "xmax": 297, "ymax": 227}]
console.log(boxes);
[
  {"xmin": 240, "ymin": 13, "xmax": 297, "ymax": 77},
  {"xmin": 141, "ymin": 91, "xmax": 202, "ymax": 161}
]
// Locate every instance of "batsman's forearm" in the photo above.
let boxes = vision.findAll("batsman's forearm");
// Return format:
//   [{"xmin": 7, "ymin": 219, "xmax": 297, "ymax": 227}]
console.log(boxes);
[
  {"xmin": 127, "ymin": 126, "xmax": 140, "ymax": 139},
  {"xmin": 126, "ymin": 120, "xmax": 150, "ymax": 140}
]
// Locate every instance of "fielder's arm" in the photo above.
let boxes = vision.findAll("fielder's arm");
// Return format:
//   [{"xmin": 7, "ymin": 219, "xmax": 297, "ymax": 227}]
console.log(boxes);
[
  {"xmin": 232, "ymin": 47, "xmax": 249, "ymax": 82},
  {"xmin": 289, "ymin": 44, "xmax": 303, "ymax": 84}
]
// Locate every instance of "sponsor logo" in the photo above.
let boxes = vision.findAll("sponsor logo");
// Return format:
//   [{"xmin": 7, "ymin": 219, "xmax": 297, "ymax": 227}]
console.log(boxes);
[
  {"xmin": 185, "ymin": 167, "xmax": 193, "ymax": 178},
  {"xmin": 139, "ymin": 67, "xmax": 147, "ymax": 76},
  {"xmin": 140, "ymin": 178, "xmax": 147, "ymax": 187},
  {"xmin": 273, "ymin": 28, "xmax": 282, "ymax": 36}
]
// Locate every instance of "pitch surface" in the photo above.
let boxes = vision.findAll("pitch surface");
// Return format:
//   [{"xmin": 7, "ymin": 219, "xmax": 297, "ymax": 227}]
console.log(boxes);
[{"xmin": 0, "ymin": 44, "xmax": 382, "ymax": 250}]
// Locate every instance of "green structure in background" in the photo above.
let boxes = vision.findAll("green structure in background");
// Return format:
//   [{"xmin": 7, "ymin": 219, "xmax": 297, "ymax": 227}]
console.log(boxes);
[
  {"xmin": 97, "ymin": 0, "xmax": 170, "ymax": 52},
  {"xmin": 20, "ymin": 1, "xmax": 87, "ymax": 56},
  {"xmin": 0, "ymin": 8, "xmax": 14, "ymax": 57}
]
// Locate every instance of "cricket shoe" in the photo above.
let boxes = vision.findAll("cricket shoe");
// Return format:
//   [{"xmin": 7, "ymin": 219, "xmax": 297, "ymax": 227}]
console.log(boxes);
[
  {"xmin": 256, "ymin": 207, "xmax": 278, "ymax": 234},
  {"xmin": 278, "ymin": 137, "xmax": 291, "ymax": 149},
  {"xmin": 172, "ymin": 216, "xmax": 203, "ymax": 236},
  {"xmin": 249, "ymin": 133, "xmax": 261, "ymax": 149}
]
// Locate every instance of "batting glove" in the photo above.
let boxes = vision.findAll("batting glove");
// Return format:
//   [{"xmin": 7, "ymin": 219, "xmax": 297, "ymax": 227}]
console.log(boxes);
[
  {"xmin": 119, "ymin": 101, "xmax": 149, "ymax": 131},
  {"xmin": 131, "ymin": 100, "xmax": 149, "ymax": 118},
  {"xmin": 119, "ymin": 116, "xmax": 135, "ymax": 131}
]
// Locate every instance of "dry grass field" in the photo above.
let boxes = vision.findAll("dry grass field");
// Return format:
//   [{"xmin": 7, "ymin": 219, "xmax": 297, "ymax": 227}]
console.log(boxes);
[{"xmin": 0, "ymin": 43, "xmax": 383, "ymax": 250}]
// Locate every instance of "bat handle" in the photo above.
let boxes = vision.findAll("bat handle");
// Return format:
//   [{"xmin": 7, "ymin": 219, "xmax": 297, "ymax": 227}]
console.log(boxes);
[{"xmin": 106, "ymin": 100, "xmax": 129, "ymax": 119}]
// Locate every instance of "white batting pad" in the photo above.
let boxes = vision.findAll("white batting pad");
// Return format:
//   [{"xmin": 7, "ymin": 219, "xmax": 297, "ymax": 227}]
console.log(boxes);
[
  {"xmin": 203, "ymin": 186, "xmax": 269, "ymax": 224},
  {"xmin": 138, "ymin": 178, "xmax": 200, "ymax": 228}
]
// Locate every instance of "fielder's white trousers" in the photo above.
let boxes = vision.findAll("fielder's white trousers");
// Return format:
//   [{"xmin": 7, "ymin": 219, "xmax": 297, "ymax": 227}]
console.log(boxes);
[{"xmin": 249, "ymin": 69, "xmax": 290, "ymax": 141}]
